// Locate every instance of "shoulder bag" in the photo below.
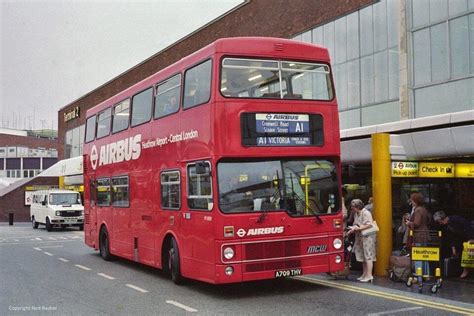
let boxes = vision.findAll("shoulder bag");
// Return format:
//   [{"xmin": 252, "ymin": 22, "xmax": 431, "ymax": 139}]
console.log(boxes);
[{"xmin": 361, "ymin": 220, "xmax": 379, "ymax": 237}]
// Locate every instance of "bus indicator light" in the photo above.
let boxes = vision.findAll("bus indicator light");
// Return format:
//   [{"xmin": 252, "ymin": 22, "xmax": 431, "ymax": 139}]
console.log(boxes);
[{"xmin": 224, "ymin": 226, "xmax": 234, "ymax": 237}]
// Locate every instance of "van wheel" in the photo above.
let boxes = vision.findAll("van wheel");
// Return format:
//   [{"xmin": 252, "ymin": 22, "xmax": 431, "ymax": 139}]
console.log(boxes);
[
  {"xmin": 168, "ymin": 238, "xmax": 184, "ymax": 285},
  {"xmin": 32, "ymin": 217, "xmax": 39, "ymax": 229},
  {"xmin": 99, "ymin": 227, "xmax": 114, "ymax": 261},
  {"xmin": 45, "ymin": 218, "xmax": 52, "ymax": 232},
  {"xmin": 79, "ymin": 224, "xmax": 84, "ymax": 231}
]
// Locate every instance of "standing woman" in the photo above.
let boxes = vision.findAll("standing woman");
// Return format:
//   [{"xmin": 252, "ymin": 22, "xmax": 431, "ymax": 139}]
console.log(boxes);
[
  {"xmin": 348, "ymin": 199, "xmax": 377, "ymax": 282},
  {"xmin": 406, "ymin": 192, "xmax": 431, "ymax": 277}
]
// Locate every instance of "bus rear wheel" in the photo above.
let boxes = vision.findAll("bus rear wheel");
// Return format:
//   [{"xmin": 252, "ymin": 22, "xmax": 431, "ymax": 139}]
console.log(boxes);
[
  {"xmin": 45, "ymin": 218, "xmax": 52, "ymax": 232},
  {"xmin": 99, "ymin": 227, "xmax": 114, "ymax": 261},
  {"xmin": 32, "ymin": 217, "xmax": 39, "ymax": 229},
  {"xmin": 168, "ymin": 238, "xmax": 184, "ymax": 285}
]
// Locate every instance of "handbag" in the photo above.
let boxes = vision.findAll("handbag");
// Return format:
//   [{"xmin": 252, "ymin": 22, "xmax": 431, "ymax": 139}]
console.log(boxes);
[{"xmin": 361, "ymin": 220, "xmax": 379, "ymax": 237}]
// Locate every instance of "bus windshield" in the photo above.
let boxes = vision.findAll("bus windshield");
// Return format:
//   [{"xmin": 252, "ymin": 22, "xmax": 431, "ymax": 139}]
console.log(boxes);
[
  {"xmin": 50, "ymin": 193, "xmax": 81, "ymax": 205},
  {"xmin": 220, "ymin": 58, "xmax": 333, "ymax": 100},
  {"xmin": 218, "ymin": 159, "xmax": 339, "ymax": 216}
]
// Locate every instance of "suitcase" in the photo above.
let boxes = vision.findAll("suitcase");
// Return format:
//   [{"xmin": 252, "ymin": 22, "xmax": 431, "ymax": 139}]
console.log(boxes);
[{"xmin": 443, "ymin": 257, "xmax": 462, "ymax": 277}]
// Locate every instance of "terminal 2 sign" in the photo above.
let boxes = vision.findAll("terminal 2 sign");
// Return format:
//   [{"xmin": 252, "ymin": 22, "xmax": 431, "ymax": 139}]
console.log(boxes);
[{"xmin": 392, "ymin": 162, "xmax": 474, "ymax": 178}]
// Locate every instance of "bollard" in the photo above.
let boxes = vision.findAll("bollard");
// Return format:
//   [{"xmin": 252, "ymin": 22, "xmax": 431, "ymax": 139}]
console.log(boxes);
[{"xmin": 9, "ymin": 212, "xmax": 14, "ymax": 225}]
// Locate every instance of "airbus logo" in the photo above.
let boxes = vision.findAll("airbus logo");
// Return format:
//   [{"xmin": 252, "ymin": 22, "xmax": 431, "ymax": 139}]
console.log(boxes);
[
  {"xmin": 236, "ymin": 226, "xmax": 284, "ymax": 238},
  {"xmin": 90, "ymin": 134, "xmax": 141, "ymax": 170},
  {"xmin": 90, "ymin": 145, "xmax": 98, "ymax": 170}
]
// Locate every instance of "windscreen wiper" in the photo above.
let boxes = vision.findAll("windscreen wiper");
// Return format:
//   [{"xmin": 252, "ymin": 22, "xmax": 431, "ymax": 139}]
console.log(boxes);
[{"xmin": 293, "ymin": 193, "xmax": 323, "ymax": 224}]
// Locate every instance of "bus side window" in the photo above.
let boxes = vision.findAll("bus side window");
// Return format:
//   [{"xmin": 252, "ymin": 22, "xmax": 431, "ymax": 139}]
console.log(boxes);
[
  {"xmin": 183, "ymin": 59, "xmax": 212, "ymax": 109},
  {"xmin": 161, "ymin": 171, "xmax": 180, "ymax": 210},
  {"xmin": 131, "ymin": 88, "xmax": 153, "ymax": 127},
  {"xmin": 111, "ymin": 176, "xmax": 130, "ymax": 207},
  {"xmin": 97, "ymin": 108, "xmax": 112, "ymax": 139},
  {"xmin": 187, "ymin": 162, "xmax": 213, "ymax": 210},
  {"xmin": 96, "ymin": 178, "xmax": 111, "ymax": 207}
]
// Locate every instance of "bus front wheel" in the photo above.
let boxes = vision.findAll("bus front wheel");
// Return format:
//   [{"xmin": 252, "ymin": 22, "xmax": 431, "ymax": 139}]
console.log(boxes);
[
  {"xmin": 99, "ymin": 227, "xmax": 114, "ymax": 261},
  {"xmin": 168, "ymin": 238, "xmax": 184, "ymax": 285}
]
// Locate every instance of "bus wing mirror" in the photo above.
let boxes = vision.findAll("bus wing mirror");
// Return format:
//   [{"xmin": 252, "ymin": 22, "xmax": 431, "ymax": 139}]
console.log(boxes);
[
  {"xmin": 41, "ymin": 200, "xmax": 46, "ymax": 206},
  {"xmin": 195, "ymin": 161, "xmax": 208, "ymax": 175}
]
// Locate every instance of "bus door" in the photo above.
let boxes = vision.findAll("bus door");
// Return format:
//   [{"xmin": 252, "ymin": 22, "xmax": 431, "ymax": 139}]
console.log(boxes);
[
  {"xmin": 85, "ymin": 179, "xmax": 97, "ymax": 247},
  {"xmin": 181, "ymin": 161, "xmax": 215, "ymax": 275}
]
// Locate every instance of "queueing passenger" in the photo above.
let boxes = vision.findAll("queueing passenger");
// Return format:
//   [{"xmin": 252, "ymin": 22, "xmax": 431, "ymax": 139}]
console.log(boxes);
[
  {"xmin": 433, "ymin": 211, "xmax": 474, "ymax": 279},
  {"xmin": 347, "ymin": 199, "xmax": 377, "ymax": 283},
  {"xmin": 406, "ymin": 192, "xmax": 432, "ymax": 277}
]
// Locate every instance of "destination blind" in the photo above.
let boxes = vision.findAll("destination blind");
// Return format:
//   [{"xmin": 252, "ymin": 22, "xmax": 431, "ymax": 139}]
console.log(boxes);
[{"xmin": 241, "ymin": 113, "xmax": 323, "ymax": 147}]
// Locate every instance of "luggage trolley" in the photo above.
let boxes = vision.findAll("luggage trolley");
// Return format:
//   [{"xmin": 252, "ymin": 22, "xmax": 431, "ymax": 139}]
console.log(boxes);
[{"xmin": 406, "ymin": 230, "xmax": 443, "ymax": 293}]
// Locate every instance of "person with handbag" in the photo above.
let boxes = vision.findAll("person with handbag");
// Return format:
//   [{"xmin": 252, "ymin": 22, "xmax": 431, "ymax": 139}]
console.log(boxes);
[
  {"xmin": 347, "ymin": 199, "xmax": 377, "ymax": 283},
  {"xmin": 433, "ymin": 211, "xmax": 474, "ymax": 278},
  {"xmin": 406, "ymin": 192, "xmax": 432, "ymax": 278}
]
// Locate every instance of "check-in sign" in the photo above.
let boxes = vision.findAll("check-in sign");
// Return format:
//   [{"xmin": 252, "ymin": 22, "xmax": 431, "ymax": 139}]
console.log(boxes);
[
  {"xmin": 419, "ymin": 162, "xmax": 454, "ymax": 178},
  {"xmin": 391, "ymin": 162, "xmax": 418, "ymax": 177}
]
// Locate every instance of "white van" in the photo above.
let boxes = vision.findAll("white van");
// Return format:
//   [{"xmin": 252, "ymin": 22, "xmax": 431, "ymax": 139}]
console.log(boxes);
[{"xmin": 30, "ymin": 189, "xmax": 84, "ymax": 231}]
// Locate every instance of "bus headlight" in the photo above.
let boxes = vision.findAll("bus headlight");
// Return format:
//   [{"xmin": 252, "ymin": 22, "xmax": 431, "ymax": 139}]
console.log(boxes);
[
  {"xmin": 223, "ymin": 247, "xmax": 235, "ymax": 260},
  {"xmin": 55, "ymin": 211, "xmax": 61, "ymax": 216},
  {"xmin": 333, "ymin": 238, "xmax": 342, "ymax": 249},
  {"xmin": 225, "ymin": 266, "xmax": 234, "ymax": 276},
  {"xmin": 335, "ymin": 255, "xmax": 342, "ymax": 263}
]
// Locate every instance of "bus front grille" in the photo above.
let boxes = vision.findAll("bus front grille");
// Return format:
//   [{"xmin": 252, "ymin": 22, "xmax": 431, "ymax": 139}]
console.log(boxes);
[{"xmin": 244, "ymin": 240, "xmax": 302, "ymax": 260}]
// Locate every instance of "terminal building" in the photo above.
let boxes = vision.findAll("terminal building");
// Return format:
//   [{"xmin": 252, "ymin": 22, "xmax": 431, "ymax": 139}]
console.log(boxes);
[
  {"xmin": 0, "ymin": 128, "xmax": 59, "ymax": 221},
  {"xmin": 58, "ymin": 0, "xmax": 473, "ymax": 230}
]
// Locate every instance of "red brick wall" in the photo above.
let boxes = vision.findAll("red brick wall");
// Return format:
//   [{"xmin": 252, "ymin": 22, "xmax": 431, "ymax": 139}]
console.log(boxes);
[
  {"xmin": 0, "ymin": 177, "xmax": 58, "ymax": 222},
  {"xmin": 0, "ymin": 134, "xmax": 59, "ymax": 151},
  {"xmin": 58, "ymin": 0, "xmax": 374, "ymax": 159}
]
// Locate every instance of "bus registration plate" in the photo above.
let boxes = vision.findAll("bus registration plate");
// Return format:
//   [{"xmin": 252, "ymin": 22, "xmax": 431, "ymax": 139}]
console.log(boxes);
[{"xmin": 275, "ymin": 268, "xmax": 302, "ymax": 278}]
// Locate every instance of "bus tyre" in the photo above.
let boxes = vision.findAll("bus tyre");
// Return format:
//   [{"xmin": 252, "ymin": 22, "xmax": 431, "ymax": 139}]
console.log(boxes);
[
  {"xmin": 32, "ymin": 217, "xmax": 39, "ymax": 229},
  {"xmin": 169, "ymin": 238, "xmax": 184, "ymax": 285},
  {"xmin": 99, "ymin": 227, "xmax": 114, "ymax": 261},
  {"xmin": 45, "ymin": 218, "xmax": 52, "ymax": 232}
]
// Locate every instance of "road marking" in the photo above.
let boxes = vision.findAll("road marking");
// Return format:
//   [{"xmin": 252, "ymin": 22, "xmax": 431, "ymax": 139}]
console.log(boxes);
[
  {"xmin": 43, "ymin": 252, "xmax": 54, "ymax": 256},
  {"xmin": 13, "ymin": 239, "xmax": 19, "ymax": 242},
  {"xmin": 98, "ymin": 273, "xmax": 115, "ymax": 280},
  {"xmin": 48, "ymin": 237, "xmax": 57, "ymax": 240},
  {"xmin": 33, "ymin": 247, "xmax": 42, "ymax": 251},
  {"xmin": 58, "ymin": 258, "xmax": 69, "ymax": 263},
  {"xmin": 297, "ymin": 276, "xmax": 474, "ymax": 315},
  {"xmin": 368, "ymin": 307, "xmax": 424, "ymax": 315},
  {"xmin": 125, "ymin": 284, "xmax": 148, "ymax": 293},
  {"xmin": 30, "ymin": 237, "xmax": 42, "ymax": 241},
  {"xmin": 37, "ymin": 245, "xmax": 64, "ymax": 249},
  {"xmin": 75, "ymin": 264, "xmax": 91, "ymax": 271},
  {"xmin": 166, "ymin": 300, "xmax": 198, "ymax": 313},
  {"xmin": 0, "ymin": 239, "xmax": 80, "ymax": 246}
]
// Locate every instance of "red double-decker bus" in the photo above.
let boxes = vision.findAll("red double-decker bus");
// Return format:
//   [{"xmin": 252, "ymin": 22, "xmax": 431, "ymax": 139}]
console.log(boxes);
[{"xmin": 83, "ymin": 37, "xmax": 344, "ymax": 284}]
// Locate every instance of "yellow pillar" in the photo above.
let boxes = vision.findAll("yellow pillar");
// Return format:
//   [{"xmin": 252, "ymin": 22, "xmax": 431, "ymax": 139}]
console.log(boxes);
[
  {"xmin": 59, "ymin": 176, "xmax": 65, "ymax": 189},
  {"xmin": 372, "ymin": 133, "xmax": 392, "ymax": 276}
]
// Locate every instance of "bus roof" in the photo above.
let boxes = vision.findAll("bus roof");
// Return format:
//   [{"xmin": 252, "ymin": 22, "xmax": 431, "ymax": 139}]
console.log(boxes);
[{"xmin": 86, "ymin": 37, "xmax": 331, "ymax": 117}]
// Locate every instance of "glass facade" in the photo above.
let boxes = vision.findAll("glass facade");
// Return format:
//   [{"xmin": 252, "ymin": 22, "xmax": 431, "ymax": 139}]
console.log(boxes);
[
  {"xmin": 294, "ymin": 0, "xmax": 473, "ymax": 128},
  {"xmin": 410, "ymin": 0, "xmax": 474, "ymax": 117},
  {"xmin": 65, "ymin": 124, "xmax": 85, "ymax": 158},
  {"xmin": 297, "ymin": 0, "xmax": 400, "ymax": 129}
]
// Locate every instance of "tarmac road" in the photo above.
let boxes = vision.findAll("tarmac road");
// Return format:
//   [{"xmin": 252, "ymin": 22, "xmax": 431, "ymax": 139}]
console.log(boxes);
[{"xmin": 1, "ymin": 223, "xmax": 473, "ymax": 315}]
